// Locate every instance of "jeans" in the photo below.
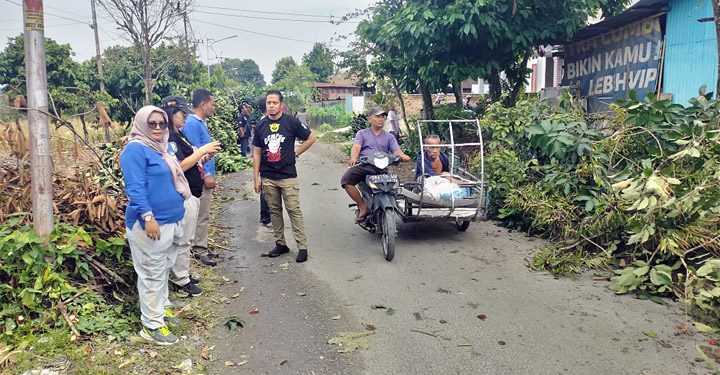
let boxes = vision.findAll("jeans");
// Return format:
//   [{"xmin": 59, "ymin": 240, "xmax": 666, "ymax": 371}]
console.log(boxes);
[
  {"xmin": 238, "ymin": 137, "xmax": 249, "ymax": 157},
  {"xmin": 260, "ymin": 192, "xmax": 271, "ymax": 224}
]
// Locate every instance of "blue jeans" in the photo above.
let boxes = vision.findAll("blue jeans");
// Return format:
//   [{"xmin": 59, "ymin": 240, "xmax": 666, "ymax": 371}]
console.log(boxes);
[
  {"xmin": 260, "ymin": 192, "xmax": 270, "ymax": 224},
  {"xmin": 238, "ymin": 138, "xmax": 249, "ymax": 157}
]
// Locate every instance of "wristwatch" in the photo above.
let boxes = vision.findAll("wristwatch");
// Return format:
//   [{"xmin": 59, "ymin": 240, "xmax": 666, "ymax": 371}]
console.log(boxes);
[{"xmin": 142, "ymin": 213, "xmax": 154, "ymax": 222}]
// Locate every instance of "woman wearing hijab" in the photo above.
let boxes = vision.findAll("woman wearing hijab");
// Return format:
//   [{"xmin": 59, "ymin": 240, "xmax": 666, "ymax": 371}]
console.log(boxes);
[
  {"xmin": 161, "ymin": 95, "xmax": 221, "ymax": 298},
  {"xmin": 120, "ymin": 105, "xmax": 190, "ymax": 346}
]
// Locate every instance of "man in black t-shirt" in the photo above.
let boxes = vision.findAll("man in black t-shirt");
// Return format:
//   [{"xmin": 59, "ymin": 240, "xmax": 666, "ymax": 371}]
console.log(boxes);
[{"xmin": 253, "ymin": 90, "xmax": 317, "ymax": 263}]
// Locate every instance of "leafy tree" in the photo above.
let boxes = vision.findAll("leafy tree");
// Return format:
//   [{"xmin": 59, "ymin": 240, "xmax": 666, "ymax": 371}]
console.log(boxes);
[
  {"xmin": 221, "ymin": 58, "xmax": 266, "ymax": 87},
  {"xmin": 82, "ymin": 44, "xmax": 206, "ymax": 124},
  {"xmin": 98, "ymin": 0, "xmax": 192, "ymax": 104},
  {"xmin": 351, "ymin": 0, "xmax": 616, "ymax": 112},
  {"xmin": 273, "ymin": 65, "xmax": 318, "ymax": 112},
  {"xmin": 0, "ymin": 34, "xmax": 83, "ymax": 116},
  {"xmin": 271, "ymin": 56, "xmax": 298, "ymax": 84},
  {"xmin": 302, "ymin": 42, "xmax": 334, "ymax": 82}
]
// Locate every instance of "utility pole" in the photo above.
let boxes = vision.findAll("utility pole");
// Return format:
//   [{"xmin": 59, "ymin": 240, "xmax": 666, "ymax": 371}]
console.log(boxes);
[
  {"xmin": 179, "ymin": 1, "xmax": 188, "ymax": 49},
  {"xmin": 90, "ymin": 0, "xmax": 104, "ymax": 92},
  {"xmin": 22, "ymin": 0, "xmax": 54, "ymax": 238},
  {"xmin": 206, "ymin": 38, "xmax": 211, "ymax": 76},
  {"xmin": 90, "ymin": 0, "xmax": 110, "ymax": 142}
]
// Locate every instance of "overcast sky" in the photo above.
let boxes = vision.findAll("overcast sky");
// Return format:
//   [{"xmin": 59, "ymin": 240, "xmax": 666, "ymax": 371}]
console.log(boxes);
[{"xmin": 0, "ymin": 0, "xmax": 375, "ymax": 82}]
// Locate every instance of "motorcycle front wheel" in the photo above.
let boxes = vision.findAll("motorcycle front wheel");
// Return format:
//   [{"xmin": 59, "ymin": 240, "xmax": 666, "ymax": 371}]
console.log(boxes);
[{"xmin": 381, "ymin": 208, "xmax": 396, "ymax": 261}]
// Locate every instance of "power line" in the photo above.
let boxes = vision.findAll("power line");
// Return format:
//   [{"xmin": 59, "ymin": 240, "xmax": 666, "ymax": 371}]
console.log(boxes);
[
  {"xmin": 3, "ymin": 0, "xmax": 88, "ymax": 24},
  {"xmin": 192, "ymin": 18, "xmax": 314, "ymax": 44},
  {"xmin": 193, "ymin": 9, "xmax": 357, "ymax": 24},
  {"xmin": 43, "ymin": 3, "xmax": 90, "ymax": 19},
  {"xmin": 201, "ymin": 5, "xmax": 337, "ymax": 19}
]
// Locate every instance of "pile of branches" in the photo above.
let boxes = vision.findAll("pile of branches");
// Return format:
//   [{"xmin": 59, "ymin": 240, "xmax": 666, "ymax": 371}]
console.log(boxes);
[{"xmin": 0, "ymin": 141, "xmax": 127, "ymax": 235}]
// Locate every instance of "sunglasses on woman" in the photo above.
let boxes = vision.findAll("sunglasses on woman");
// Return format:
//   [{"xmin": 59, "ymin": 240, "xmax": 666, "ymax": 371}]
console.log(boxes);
[{"xmin": 147, "ymin": 121, "xmax": 168, "ymax": 129}]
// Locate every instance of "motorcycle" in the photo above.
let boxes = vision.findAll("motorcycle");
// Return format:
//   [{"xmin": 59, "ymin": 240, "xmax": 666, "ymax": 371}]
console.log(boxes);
[{"xmin": 350, "ymin": 152, "xmax": 402, "ymax": 261}]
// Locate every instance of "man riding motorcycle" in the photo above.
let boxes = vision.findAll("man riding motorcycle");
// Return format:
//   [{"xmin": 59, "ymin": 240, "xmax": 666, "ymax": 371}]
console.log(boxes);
[{"xmin": 341, "ymin": 107, "xmax": 410, "ymax": 223}]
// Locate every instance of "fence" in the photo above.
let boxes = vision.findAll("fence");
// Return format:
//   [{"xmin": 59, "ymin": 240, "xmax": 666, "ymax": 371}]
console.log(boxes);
[{"xmin": 306, "ymin": 114, "xmax": 335, "ymax": 129}]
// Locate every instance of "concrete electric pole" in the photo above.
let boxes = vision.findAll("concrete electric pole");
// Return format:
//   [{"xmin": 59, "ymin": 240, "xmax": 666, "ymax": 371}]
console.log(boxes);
[
  {"xmin": 22, "ymin": 0, "xmax": 54, "ymax": 238},
  {"xmin": 90, "ymin": 0, "xmax": 105, "ymax": 92}
]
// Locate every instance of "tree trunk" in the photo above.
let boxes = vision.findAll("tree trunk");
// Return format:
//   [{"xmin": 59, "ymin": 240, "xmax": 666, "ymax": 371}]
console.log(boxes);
[
  {"xmin": 453, "ymin": 81, "xmax": 463, "ymax": 107},
  {"xmin": 488, "ymin": 68, "xmax": 502, "ymax": 103},
  {"xmin": 79, "ymin": 114, "xmax": 89, "ymax": 142},
  {"xmin": 419, "ymin": 80, "xmax": 434, "ymax": 120},
  {"xmin": 714, "ymin": 0, "xmax": 720, "ymax": 96},
  {"xmin": 392, "ymin": 78, "xmax": 409, "ymax": 135},
  {"xmin": 142, "ymin": 47, "xmax": 153, "ymax": 105},
  {"xmin": 505, "ymin": 51, "xmax": 531, "ymax": 107}
]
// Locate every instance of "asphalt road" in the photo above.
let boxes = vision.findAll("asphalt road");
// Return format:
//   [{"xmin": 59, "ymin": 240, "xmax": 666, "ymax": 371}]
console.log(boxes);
[{"xmin": 208, "ymin": 142, "xmax": 710, "ymax": 375}]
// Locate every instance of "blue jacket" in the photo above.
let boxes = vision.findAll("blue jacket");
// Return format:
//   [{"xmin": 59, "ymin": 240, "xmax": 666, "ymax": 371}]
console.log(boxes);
[
  {"xmin": 120, "ymin": 142, "xmax": 185, "ymax": 229},
  {"xmin": 181, "ymin": 114, "xmax": 215, "ymax": 177},
  {"xmin": 415, "ymin": 151, "xmax": 450, "ymax": 179}
]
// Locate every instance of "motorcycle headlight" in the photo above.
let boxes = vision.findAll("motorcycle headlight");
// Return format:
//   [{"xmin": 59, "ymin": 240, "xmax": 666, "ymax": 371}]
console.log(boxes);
[
  {"xmin": 368, "ymin": 182, "xmax": 378, "ymax": 189},
  {"xmin": 373, "ymin": 156, "xmax": 389, "ymax": 169}
]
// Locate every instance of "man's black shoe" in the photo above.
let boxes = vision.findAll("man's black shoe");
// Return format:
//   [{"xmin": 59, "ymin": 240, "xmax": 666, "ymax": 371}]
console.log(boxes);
[
  {"xmin": 268, "ymin": 243, "xmax": 290, "ymax": 258},
  {"xmin": 194, "ymin": 253, "xmax": 217, "ymax": 266},
  {"xmin": 296, "ymin": 249, "xmax": 308, "ymax": 263},
  {"xmin": 189, "ymin": 275, "xmax": 200, "ymax": 284},
  {"xmin": 180, "ymin": 282, "xmax": 203, "ymax": 297},
  {"xmin": 206, "ymin": 249, "xmax": 220, "ymax": 258}
]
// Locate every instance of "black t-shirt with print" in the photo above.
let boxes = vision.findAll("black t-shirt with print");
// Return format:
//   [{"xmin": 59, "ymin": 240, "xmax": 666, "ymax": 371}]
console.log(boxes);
[
  {"xmin": 253, "ymin": 113, "xmax": 311, "ymax": 180},
  {"xmin": 168, "ymin": 130, "xmax": 203, "ymax": 198}
]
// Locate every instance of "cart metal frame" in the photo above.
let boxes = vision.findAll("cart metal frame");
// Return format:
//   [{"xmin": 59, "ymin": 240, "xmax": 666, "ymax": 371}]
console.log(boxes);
[{"xmin": 397, "ymin": 119, "xmax": 487, "ymax": 226}]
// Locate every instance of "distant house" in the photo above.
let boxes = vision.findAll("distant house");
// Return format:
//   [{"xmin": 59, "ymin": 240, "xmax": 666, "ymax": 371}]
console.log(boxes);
[{"xmin": 313, "ymin": 73, "xmax": 362, "ymax": 101}]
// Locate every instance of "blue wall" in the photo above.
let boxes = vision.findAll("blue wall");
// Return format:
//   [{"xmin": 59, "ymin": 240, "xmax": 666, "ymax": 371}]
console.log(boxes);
[{"xmin": 663, "ymin": 0, "xmax": 718, "ymax": 104}]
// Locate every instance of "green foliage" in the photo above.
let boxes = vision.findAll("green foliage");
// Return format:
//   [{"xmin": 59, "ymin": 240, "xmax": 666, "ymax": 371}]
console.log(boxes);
[
  {"xmin": 478, "ymin": 92, "xmax": 720, "ymax": 322},
  {"xmin": 271, "ymin": 56, "xmax": 298, "ymax": 85},
  {"xmin": 205, "ymin": 86, "xmax": 261, "ymax": 173},
  {"xmin": 272, "ymin": 64, "xmax": 319, "ymax": 112},
  {"xmin": 349, "ymin": 0, "xmax": 607, "ymax": 112},
  {"xmin": 432, "ymin": 103, "xmax": 474, "ymax": 121},
  {"xmin": 610, "ymin": 260, "xmax": 678, "ymax": 296},
  {"xmin": 350, "ymin": 113, "xmax": 369, "ymax": 134},
  {"xmin": 221, "ymin": 58, "xmax": 266, "ymax": 87},
  {"xmin": 0, "ymin": 215, "xmax": 132, "ymax": 344},
  {"xmin": 307, "ymin": 104, "xmax": 353, "ymax": 127},
  {"xmin": 302, "ymin": 43, "xmax": 334, "ymax": 82},
  {"xmin": 476, "ymin": 147, "xmax": 527, "ymax": 216},
  {"xmin": 525, "ymin": 119, "xmax": 600, "ymax": 164},
  {"xmin": 86, "ymin": 44, "xmax": 206, "ymax": 124},
  {"xmin": 0, "ymin": 34, "xmax": 83, "ymax": 116},
  {"xmin": 215, "ymin": 152, "xmax": 253, "ymax": 173}
]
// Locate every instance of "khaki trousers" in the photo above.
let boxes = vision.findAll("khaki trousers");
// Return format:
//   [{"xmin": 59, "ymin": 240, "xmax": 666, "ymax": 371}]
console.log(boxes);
[
  {"xmin": 171, "ymin": 196, "xmax": 199, "ymax": 286},
  {"xmin": 193, "ymin": 185, "xmax": 212, "ymax": 252},
  {"xmin": 261, "ymin": 177, "xmax": 308, "ymax": 250}
]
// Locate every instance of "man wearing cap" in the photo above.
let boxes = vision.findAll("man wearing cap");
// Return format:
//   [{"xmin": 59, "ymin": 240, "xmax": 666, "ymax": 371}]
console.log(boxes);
[
  {"xmin": 341, "ymin": 107, "xmax": 411, "ymax": 222},
  {"xmin": 161, "ymin": 95, "xmax": 221, "ymax": 296}
]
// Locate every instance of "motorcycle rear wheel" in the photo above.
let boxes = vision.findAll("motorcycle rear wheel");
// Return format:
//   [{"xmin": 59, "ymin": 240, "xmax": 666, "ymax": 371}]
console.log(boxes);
[{"xmin": 381, "ymin": 208, "xmax": 396, "ymax": 261}]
